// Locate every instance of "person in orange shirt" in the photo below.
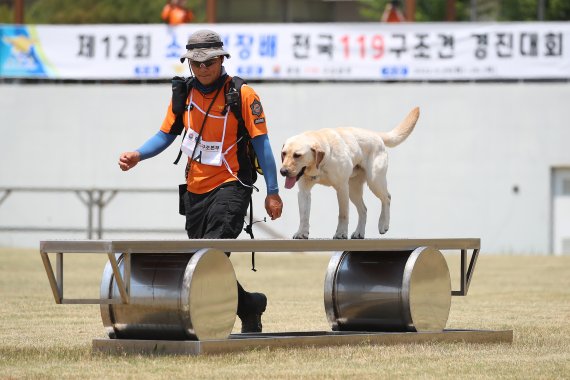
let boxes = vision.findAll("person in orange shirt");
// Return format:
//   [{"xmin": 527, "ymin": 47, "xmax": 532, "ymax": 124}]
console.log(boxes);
[
  {"xmin": 381, "ymin": 0, "xmax": 406, "ymax": 23},
  {"xmin": 118, "ymin": 30, "xmax": 283, "ymax": 333},
  {"xmin": 161, "ymin": 0, "xmax": 194, "ymax": 26}
]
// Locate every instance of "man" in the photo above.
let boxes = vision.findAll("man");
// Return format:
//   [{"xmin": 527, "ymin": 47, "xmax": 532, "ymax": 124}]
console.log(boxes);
[
  {"xmin": 381, "ymin": 0, "xmax": 406, "ymax": 22},
  {"xmin": 118, "ymin": 29, "xmax": 283, "ymax": 333},
  {"xmin": 161, "ymin": 0, "xmax": 194, "ymax": 26}
]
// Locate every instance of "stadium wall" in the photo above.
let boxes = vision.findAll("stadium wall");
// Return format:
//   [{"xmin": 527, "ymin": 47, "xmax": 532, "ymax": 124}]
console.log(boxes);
[{"xmin": 0, "ymin": 82, "xmax": 568, "ymax": 254}]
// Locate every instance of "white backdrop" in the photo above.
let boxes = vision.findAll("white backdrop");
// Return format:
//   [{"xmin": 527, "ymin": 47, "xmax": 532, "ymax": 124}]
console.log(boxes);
[{"xmin": 0, "ymin": 82, "xmax": 569, "ymax": 253}]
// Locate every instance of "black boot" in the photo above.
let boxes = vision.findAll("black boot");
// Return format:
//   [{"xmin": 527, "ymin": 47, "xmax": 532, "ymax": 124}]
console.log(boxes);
[
  {"xmin": 238, "ymin": 292, "xmax": 267, "ymax": 333},
  {"xmin": 237, "ymin": 287, "xmax": 267, "ymax": 333}
]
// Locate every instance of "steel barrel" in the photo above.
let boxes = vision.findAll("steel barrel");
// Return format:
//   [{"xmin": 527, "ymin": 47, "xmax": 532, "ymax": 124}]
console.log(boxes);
[
  {"xmin": 100, "ymin": 248, "xmax": 237, "ymax": 340},
  {"xmin": 324, "ymin": 246, "xmax": 451, "ymax": 332}
]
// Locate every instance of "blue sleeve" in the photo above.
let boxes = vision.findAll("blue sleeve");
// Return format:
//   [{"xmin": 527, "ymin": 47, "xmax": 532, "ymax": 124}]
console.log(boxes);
[
  {"xmin": 136, "ymin": 130, "xmax": 177, "ymax": 161},
  {"xmin": 251, "ymin": 134, "xmax": 279, "ymax": 195}
]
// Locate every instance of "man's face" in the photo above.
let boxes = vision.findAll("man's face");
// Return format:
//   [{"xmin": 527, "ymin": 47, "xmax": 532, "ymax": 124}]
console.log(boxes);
[{"xmin": 189, "ymin": 56, "xmax": 223, "ymax": 86}]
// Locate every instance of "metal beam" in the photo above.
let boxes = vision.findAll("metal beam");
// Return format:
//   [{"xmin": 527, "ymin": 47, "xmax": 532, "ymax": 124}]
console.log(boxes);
[
  {"xmin": 40, "ymin": 238, "xmax": 481, "ymax": 302},
  {"xmin": 40, "ymin": 238, "xmax": 481, "ymax": 254}
]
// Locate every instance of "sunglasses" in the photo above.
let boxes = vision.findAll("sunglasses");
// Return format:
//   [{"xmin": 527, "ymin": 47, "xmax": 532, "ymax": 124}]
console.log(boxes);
[{"xmin": 189, "ymin": 57, "xmax": 220, "ymax": 69}]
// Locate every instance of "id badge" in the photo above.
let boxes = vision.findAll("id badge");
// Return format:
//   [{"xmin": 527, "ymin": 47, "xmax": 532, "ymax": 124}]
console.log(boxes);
[{"xmin": 181, "ymin": 130, "xmax": 223, "ymax": 166}]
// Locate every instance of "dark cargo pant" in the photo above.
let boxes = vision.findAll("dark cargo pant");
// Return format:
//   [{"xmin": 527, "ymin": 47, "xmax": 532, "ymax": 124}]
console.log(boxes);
[
  {"xmin": 183, "ymin": 181, "xmax": 252, "ymax": 240},
  {"xmin": 182, "ymin": 181, "xmax": 254, "ymax": 316}
]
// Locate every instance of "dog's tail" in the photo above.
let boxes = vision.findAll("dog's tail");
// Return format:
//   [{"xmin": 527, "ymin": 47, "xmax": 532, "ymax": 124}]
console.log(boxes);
[{"xmin": 379, "ymin": 107, "xmax": 420, "ymax": 148}]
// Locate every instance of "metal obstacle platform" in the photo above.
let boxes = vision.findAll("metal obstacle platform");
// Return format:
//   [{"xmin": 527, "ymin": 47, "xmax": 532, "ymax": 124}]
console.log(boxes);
[
  {"xmin": 93, "ymin": 330, "xmax": 514, "ymax": 355},
  {"xmin": 39, "ymin": 238, "xmax": 512, "ymax": 355}
]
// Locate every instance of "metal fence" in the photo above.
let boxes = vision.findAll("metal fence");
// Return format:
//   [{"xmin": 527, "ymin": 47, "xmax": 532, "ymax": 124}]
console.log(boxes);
[
  {"xmin": 0, "ymin": 187, "xmax": 284, "ymax": 239},
  {"xmin": 0, "ymin": 187, "xmax": 180, "ymax": 239}
]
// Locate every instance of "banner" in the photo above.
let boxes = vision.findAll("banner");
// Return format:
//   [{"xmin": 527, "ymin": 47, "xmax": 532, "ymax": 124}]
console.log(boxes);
[{"xmin": 1, "ymin": 23, "xmax": 569, "ymax": 81}]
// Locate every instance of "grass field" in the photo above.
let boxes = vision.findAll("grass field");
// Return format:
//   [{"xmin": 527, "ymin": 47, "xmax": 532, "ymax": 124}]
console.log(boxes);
[{"xmin": 0, "ymin": 247, "xmax": 569, "ymax": 379}]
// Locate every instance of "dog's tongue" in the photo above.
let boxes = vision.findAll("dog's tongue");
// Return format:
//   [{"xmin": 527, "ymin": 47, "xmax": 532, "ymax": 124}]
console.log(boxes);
[{"xmin": 284, "ymin": 176, "xmax": 297, "ymax": 189}]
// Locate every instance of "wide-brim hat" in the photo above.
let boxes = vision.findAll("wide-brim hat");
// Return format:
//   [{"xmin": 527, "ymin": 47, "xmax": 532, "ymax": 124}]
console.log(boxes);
[{"xmin": 180, "ymin": 29, "xmax": 231, "ymax": 63}]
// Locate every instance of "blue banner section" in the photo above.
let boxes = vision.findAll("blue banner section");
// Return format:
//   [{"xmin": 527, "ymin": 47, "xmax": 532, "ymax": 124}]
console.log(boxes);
[{"xmin": 0, "ymin": 25, "xmax": 49, "ymax": 77}]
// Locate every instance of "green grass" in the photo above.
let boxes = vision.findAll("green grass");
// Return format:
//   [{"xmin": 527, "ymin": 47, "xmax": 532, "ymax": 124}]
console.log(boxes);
[{"xmin": 0, "ymin": 248, "xmax": 569, "ymax": 379}]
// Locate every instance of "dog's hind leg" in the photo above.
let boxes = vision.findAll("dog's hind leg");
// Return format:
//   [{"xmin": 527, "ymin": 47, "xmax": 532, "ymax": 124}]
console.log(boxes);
[
  {"xmin": 349, "ymin": 171, "xmax": 367, "ymax": 239},
  {"xmin": 366, "ymin": 155, "xmax": 391, "ymax": 235}
]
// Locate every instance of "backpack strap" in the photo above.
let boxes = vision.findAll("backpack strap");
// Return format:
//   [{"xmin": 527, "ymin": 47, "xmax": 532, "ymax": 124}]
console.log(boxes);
[
  {"xmin": 227, "ymin": 76, "xmax": 261, "ymax": 271},
  {"xmin": 171, "ymin": 76, "xmax": 194, "ymax": 133},
  {"xmin": 226, "ymin": 76, "xmax": 247, "ymax": 137},
  {"xmin": 171, "ymin": 77, "xmax": 194, "ymax": 165}
]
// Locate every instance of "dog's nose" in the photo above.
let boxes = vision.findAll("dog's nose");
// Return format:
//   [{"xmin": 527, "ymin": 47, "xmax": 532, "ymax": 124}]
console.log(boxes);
[{"xmin": 280, "ymin": 168, "xmax": 289, "ymax": 177}]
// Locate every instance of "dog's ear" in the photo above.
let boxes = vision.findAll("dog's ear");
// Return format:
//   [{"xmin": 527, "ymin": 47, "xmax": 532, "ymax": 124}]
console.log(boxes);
[{"xmin": 311, "ymin": 147, "xmax": 325, "ymax": 168}]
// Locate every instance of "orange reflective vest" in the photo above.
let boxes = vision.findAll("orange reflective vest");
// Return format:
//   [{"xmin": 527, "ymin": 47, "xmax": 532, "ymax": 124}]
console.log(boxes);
[{"xmin": 160, "ymin": 77, "xmax": 268, "ymax": 194}]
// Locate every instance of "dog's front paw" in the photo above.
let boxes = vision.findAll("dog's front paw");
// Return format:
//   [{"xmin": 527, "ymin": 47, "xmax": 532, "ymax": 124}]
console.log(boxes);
[
  {"xmin": 351, "ymin": 231, "xmax": 365, "ymax": 239},
  {"xmin": 333, "ymin": 232, "xmax": 348, "ymax": 239},
  {"xmin": 379, "ymin": 216, "xmax": 389, "ymax": 234},
  {"xmin": 293, "ymin": 231, "xmax": 309, "ymax": 239}
]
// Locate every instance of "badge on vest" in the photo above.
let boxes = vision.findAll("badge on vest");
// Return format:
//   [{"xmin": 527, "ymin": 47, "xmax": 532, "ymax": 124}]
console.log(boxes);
[
  {"xmin": 181, "ymin": 129, "xmax": 223, "ymax": 166},
  {"xmin": 250, "ymin": 99, "xmax": 263, "ymax": 116}
]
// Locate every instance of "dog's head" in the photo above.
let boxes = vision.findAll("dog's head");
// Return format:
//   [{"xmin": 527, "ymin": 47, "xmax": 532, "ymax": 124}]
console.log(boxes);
[{"xmin": 280, "ymin": 134, "xmax": 325, "ymax": 189}]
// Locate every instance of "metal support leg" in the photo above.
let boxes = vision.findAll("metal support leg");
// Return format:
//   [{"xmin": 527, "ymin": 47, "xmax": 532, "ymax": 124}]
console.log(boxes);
[
  {"xmin": 452, "ymin": 248, "xmax": 479, "ymax": 296},
  {"xmin": 56, "ymin": 252, "xmax": 63, "ymax": 301},
  {"xmin": 0, "ymin": 189, "xmax": 11, "ymax": 207},
  {"xmin": 96, "ymin": 190, "xmax": 117, "ymax": 239},
  {"xmin": 107, "ymin": 253, "xmax": 129, "ymax": 304},
  {"xmin": 40, "ymin": 252, "xmax": 62, "ymax": 304},
  {"xmin": 40, "ymin": 249, "xmax": 130, "ymax": 305},
  {"xmin": 76, "ymin": 190, "xmax": 94, "ymax": 239},
  {"xmin": 124, "ymin": 252, "xmax": 131, "ymax": 296},
  {"xmin": 452, "ymin": 249, "xmax": 466, "ymax": 296},
  {"xmin": 97, "ymin": 191, "xmax": 104, "ymax": 239},
  {"xmin": 465, "ymin": 248, "xmax": 479, "ymax": 293}
]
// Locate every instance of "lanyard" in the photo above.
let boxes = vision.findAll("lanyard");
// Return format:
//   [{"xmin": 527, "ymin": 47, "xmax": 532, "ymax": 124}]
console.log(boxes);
[
  {"xmin": 186, "ymin": 89, "xmax": 230, "ymax": 157},
  {"xmin": 185, "ymin": 85, "xmax": 224, "ymax": 171}
]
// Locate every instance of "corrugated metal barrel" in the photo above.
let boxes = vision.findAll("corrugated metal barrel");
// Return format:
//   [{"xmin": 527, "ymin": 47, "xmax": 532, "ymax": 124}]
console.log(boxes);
[
  {"xmin": 100, "ymin": 248, "xmax": 237, "ymax": 341},
  {"xmin": 324, "ymin": 246, "xmax": 451, "ymax": 332}
]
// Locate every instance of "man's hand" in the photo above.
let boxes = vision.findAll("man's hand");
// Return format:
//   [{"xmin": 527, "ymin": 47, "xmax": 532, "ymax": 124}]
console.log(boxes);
[
  {"xmin": 118, "ymin": 151, "xmax": 141, "ymax": 171},
  {"xmin": 265, "ymin": 193, "xmax": 283, "ymax": 220}
]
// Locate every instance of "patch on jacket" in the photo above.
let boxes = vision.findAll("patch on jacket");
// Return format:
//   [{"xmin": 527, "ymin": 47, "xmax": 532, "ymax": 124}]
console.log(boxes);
[{"xmin": 250, "ymin": 99, "xmax": 263, "ymax": 116}]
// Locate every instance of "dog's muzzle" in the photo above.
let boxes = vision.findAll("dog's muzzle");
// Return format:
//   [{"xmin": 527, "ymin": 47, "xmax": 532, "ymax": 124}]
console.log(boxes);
[{"xmin": 282, "ymin": 167, "xmax": 306, "ymax": 189}]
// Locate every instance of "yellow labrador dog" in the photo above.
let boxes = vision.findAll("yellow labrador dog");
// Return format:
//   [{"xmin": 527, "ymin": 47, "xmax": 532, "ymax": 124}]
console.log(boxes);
[{"xmin": 280, "ymin": 107, "xmax": 419, "ymax": 239}]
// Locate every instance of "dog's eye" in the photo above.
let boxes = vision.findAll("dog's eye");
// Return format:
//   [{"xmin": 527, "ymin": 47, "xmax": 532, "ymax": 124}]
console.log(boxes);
[{"xmin": 293, "ymin": 153, "xmax": 301, "ymax": 158}]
